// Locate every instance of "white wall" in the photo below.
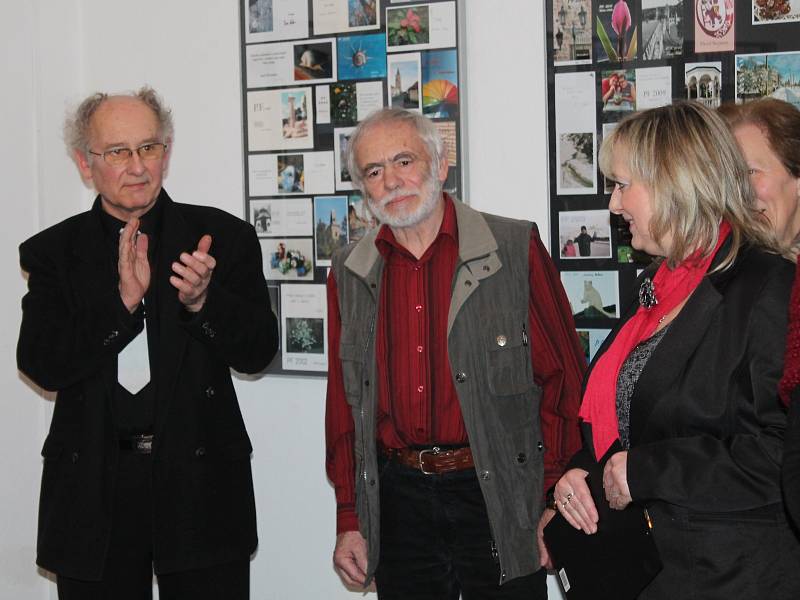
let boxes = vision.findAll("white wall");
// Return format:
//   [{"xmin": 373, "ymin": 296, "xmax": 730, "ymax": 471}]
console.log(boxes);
[{"xmin": 2, "ymin": 2, "xmax": 557, "ymax": 598}]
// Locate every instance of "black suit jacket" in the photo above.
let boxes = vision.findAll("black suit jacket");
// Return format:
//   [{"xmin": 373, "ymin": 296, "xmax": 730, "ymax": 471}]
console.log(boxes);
[
  {"xmin": 572, "ymin": 241, "xmax": 794, "ymax": 512},
  {"xmin": 17, "ymin": 190, "xmax": 278, "ymax": 579}
]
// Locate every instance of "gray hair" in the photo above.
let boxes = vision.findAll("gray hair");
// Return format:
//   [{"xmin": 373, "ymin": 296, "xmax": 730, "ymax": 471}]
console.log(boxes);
[
  {"xmin": 346, "ymin": 107, "xmax": 445, "ymax": 190},
  {"xmin": 599, "ymin": 101, "xmax": 780, "ymax": 269},
  {"xmin": 64, "ymin": 86, "xmax": 174, "ymax": 154}
]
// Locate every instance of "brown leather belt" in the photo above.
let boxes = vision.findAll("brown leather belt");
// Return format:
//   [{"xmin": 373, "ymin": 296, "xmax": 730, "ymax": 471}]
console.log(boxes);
[{"xmin": 383, "ymin": 446, "xmax": 474, "ymax": 475}]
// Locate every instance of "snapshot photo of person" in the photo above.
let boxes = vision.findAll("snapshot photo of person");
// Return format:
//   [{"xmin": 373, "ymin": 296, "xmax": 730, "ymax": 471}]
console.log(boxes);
[{"xmin": 558, "ymin": 210, "xmax": 612, "ymax": 259}]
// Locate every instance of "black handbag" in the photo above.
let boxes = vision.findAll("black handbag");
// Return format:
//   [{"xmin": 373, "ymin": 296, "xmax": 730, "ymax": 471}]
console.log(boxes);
[{"xmin": 543, "ymin": 444, "xmax": 663, "ymax": 600}]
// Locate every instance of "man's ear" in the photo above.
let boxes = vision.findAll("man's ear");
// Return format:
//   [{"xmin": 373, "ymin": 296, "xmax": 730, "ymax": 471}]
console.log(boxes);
[{"xmin": 74, "ymin": 149, "xmax": 93, "ymax": 183}]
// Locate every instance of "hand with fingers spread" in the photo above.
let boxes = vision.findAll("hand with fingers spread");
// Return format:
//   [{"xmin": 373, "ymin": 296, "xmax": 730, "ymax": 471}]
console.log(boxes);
[
  {"xmin": 170, "ymin": 234, "xmax": 216, "ymax": 313},
  {"xmin": 554, "ymin": 468, "xmax": 599, "ymax": 534},
  {"xmin": 333, "ymin": 530, "xmax": 368, "ymax": 588},
  {"xmin": 118, "ymin": 217, "xmax": 150, "ymax": 313},
  {"xmin": 603, "ymin": 450, "xmax": 632, "ymax": 510}
]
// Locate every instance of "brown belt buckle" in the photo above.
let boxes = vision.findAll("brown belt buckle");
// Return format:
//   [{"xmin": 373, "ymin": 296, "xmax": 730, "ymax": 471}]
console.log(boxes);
[{"xmin": 418, "ymin": 446, "xmax": 441, "ymax": 475}]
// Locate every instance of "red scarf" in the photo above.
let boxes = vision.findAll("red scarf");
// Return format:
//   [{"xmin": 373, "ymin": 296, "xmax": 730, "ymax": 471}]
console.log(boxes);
[
  {"xmin": 779, "ymin": 260, "xmax": 800, "ymax": 405},
  {"xmin": 579, "ymin": 222, "xmax": 731, "ymax": 458}
]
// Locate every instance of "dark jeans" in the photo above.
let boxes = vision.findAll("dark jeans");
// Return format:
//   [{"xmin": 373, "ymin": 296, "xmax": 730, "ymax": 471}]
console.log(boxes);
[
  {"xmin": 375, "ymin": 458, "xmax": 547, "ymax": 600},
  {"xmin": 56, "ymin": 451, "xmax": 249, "ymax": 600}
]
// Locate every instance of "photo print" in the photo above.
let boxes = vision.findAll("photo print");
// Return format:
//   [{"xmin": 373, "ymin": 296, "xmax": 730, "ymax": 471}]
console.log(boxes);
[
  {"xmin": 695, "ymin": 0, "xmax": 734, "ymax": 53},
  {"xmin": 248, "ymin": 151, "xmax": 335, "ymax": 197},
  {"xmin": 387, "ymin": 4, "xmax": 430, "ymax": 47},
  {"xmin": 555, "ymin": 71, "xmax": 597, "ymax": 195},
  {"xmin": 250, "ymin": 198, "xmax": 314, "ymax": 237},
  {"xmin": 348, "ymin": 193, "xmax": 378, "ymax": 243},
  {"xmin": 313, "ymin": 0, "xmax": 380, "ymax": 35},
  {"xmin": 244, "ymin": 0, "xmax": 309, "ymax": 44},
  {"xmin": 261, "ymin": 237, "xmax": 315, "ymax": 281},
  {"xmin": 247, "ymin": 88, "xmax": 314, "ymax": 151},
  {"xmin": 294, "ymin": 41, "xmax": 336, "ymax": 81},
  {"xmin": 601, "ymin": 69, "xmax": 637, "ymax": 116},
  {"xmin": 387, "ymin": 52, "xmax": 422, "ymax": 111},
  {"xmin": 642, "ymin": 0, "xmax": 683, "ymax": 60},
  {"xmin": 337, "ymin": 33, "xmax": 387, "ymax": 80},
  {"xmin": 561, "ymin": 271, "xmax": 620, "ymax": 319},
  {"xmin": 552, "ymin": 0, "xmax": 592, "ymax": 66},
  {"xmin": 281, "ymin": 284, "xmax": 328, "ymax": 371},
  {"xmin": 277, "ymin": 153, "xmax": 305, "ymax": 193},
  {"xmin": 595, "ymin": 1, "xmax": 638, "ymax": 65},
  {"xmin": 386, "ymin": 2, "xmax": 456, "ymax": 52},
  {"xmin": 685, "ymin": 62, "xmax": 722, "ymax": 108},
  {"xmin": 281, "ymin": 89, "xmax": 311, "ymax": 140},
  {"xmin": 753, "ymin": 0, "xmax": 800, "ymax": 24},
  {"xmin": 576, "ymin": 328, "xmax": 612, "ymax": 362},
  {"xmin": 334, "ymin": 126, "xmax": 356, "ymax": 190},
  {"xmin": 421, "ymin": 49, "xmax": 459, "ymax": 119},
  {"xmin": 314, "ymin": 195, "xmax": 350, "ymax": 266},
  {"xmin": 331, "ymin": 81, "xmax": 383, "ymax": 125},
  {"xmin": 736, "ymin": 51, "xmax": 800, "ymax": 108},
  {"xmin": 558, "ymin": 210, "xmax": 612, "ymax": 260},
  {"xmin": 558, "ymin": 133, "xmax": 595, "ymax": 193},
  {"xmin": 246, "ymin": 38, "xmax": 337, "ymax": 89},
  {"xmin": 636, "ymin": 66, "xmax": 672, "ymax": 110}
]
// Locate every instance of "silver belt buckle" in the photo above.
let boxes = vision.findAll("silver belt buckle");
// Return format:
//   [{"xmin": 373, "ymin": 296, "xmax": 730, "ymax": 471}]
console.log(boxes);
[
  {"xmin": 418, "ymin": 446, "xmax": 440, "ymax": 475},
  {"xmin": 134, "ymin": 434, "xmax": 154, "ymax": 453}
]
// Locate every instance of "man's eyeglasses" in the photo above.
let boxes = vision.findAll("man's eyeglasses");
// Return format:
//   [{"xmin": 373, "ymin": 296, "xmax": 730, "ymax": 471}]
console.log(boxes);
[{"xmin": 88, "ymin": 142, "xmax": 168, "ymax": 166}]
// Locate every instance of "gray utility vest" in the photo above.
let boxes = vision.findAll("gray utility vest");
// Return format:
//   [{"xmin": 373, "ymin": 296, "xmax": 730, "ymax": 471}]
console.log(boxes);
[{"xmin": 331, "ymin": 199, "xmax": 545, "ymax": 585}]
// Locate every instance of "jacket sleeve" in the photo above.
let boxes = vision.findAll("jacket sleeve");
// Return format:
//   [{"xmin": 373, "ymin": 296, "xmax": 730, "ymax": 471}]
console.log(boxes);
[
  {"xmin": 180, "ymin": 220, "xmax": 278, "ymax": 374},
  {"xmin": 324, "ymin": 271, "xmax": 360, "ymax": 534},
  {"xmin": 528, "ymin": 228, "xmax": 587, "ymax": 492},
  {"xmin": 783, "ymin": 391, "xmax": 800, "ymax": 529},
  {"xmin": 17, "ymin": 238, "xmax": 145, "ymax": 392},
  {"xmin": 627, "ymin": 268, "xmax": 791, "ymax": 510}
]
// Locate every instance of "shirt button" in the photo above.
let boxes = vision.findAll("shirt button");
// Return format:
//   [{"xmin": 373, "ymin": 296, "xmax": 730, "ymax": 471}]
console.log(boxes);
[
  {"xmin": 417, "ymin": 345, "xmax": 423, "ymax": 353},
  {"xmin": 417, "ymin": 385, "xmax": 424, "ymax": 393},
  {"xmin": 413, "ymin": 265, "xmax": 421, "ymax": 271},
  {"xmin": 415, "ymin": 305, "xmax": 423, "ymax": 312}
]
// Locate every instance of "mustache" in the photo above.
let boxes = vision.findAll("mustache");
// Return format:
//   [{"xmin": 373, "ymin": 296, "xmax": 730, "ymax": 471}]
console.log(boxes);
[{"xmin": 370, "ymin": 187, "xmax": 419, "ymax": 208}]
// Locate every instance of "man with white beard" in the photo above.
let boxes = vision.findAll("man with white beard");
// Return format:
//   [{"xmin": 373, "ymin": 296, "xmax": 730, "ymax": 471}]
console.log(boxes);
[{"xmin": 325, "ymin": 107, "xmax": 586, "ymax": 599}]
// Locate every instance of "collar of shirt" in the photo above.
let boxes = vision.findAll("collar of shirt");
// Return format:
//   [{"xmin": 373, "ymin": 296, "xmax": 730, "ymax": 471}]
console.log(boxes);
[
  {"xmin": 98, "ymin": 191, "xmax": 164, "ymax": 261},
  {"xmin": 374, "ymin": 193, "xmax": 459, "ymax": 265}
]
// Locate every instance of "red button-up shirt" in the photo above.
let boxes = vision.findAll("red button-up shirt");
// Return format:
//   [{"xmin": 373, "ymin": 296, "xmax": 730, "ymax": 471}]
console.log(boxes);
[{"xmin": 326, "ymin": 196, "xmax": 586, "ymax": 533}]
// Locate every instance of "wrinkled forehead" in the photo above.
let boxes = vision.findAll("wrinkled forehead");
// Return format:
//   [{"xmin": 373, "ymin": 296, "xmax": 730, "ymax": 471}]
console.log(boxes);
[
  {"xmin": 89, "ymin": 97, "xmax": 161, "ymax": 146},
  {"xmin": 355, "ymin": 120, "xmax": 428, "ymax": 164}
]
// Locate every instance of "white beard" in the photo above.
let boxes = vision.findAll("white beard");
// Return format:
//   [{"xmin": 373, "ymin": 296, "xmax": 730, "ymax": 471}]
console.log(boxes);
[{"xmin": 365, "ymin": 169, "xmax": 442, "ymax": 228}]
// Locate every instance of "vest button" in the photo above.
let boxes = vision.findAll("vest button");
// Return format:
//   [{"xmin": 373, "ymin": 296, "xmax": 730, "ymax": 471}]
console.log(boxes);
[
  {"xmin": 517, "ymin": 453, "xmax": 527, "ymax": 463},
  {"xmin": 537, "ymin": 441, "xmax": 544, "ymax": 451},
  {"xmin": 369, "ymin": 478, "xmax": 376, "ymax": 486},
  {"xmin": 364, "ymin": 380, "xmax": 370, "ymax": 387},
  {"xmin": 480, "ymin": 470, "xmax": 490, "ymax": 480},
  {"xmin": 496, "ymin": 335, "xmax": 507, "ymax": 347},
  {"xmin": 483, "ymin": 264, "xmax": 491, "ymax": 272},
  {"xmin": 455, "ymin": 372, "xmax": 467, "ymax": 383},
  {"xmin": 464, "ymin": 280, "xmax": 472, "ymax": 287}
]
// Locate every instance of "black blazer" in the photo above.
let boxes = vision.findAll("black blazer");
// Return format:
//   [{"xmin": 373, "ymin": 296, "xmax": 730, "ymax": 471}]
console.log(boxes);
[
  {"xmin": 573, "ymin": 241, "xmax": 794, "ymax": 512},
  {"xmin": 17, "ymin": 190, "xmax": 278, "ymax": 580},
  {"xmin": 784, "ymin": 388, "xmax": 800, "ymax": 530}
]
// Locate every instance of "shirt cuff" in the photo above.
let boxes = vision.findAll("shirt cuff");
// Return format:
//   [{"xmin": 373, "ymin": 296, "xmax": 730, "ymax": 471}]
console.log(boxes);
[{"xmin": 336, "ymin": 507, "xmax": 360, "ymax": 535}]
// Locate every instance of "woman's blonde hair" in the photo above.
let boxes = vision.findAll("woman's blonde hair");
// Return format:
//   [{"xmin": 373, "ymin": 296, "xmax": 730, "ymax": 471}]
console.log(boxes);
[{"xmin": 599, "ymin": 101, "xmax": 780, "ymax": 269}]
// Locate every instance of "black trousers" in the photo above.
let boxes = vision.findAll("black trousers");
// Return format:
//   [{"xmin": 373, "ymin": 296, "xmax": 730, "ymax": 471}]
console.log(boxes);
[
  {"xmin": 375, "ymin": 458, "xmax": 547, "ymax": 600},
  {"xmin": 56, "ymin": 451, "xmax": 249, "ymax": 600}
]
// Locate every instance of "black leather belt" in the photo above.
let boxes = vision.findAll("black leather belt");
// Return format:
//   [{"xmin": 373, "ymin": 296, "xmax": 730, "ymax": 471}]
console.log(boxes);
[{"xmin": 119, "ymin": 434, "xmax": 154, "ymax": 454}]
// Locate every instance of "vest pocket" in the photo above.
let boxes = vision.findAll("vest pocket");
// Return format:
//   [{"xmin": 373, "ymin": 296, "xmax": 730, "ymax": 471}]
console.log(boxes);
[{"xmin": 339, "ymin": 342, "xmax": 364, "ymax": 406}]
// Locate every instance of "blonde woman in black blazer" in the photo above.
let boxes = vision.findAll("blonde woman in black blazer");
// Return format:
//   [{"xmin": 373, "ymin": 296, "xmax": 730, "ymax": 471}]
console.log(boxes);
[{"xmin": 548, "ymin": 103, "xmax": 800, "ymax": 600}]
